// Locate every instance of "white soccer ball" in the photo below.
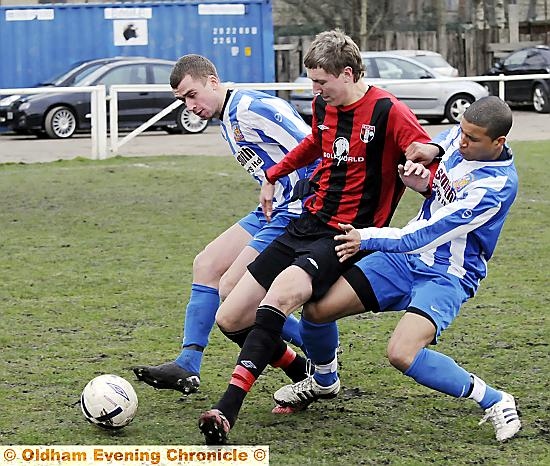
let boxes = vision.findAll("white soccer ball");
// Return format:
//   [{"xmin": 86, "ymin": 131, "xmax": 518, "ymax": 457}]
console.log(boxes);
[{"xmin": 80, "ymin": 374, "xmax": 138, "ymax": 429}]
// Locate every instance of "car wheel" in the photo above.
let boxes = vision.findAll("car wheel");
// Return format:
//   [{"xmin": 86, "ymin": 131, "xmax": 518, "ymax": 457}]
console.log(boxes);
[
  {"xmin": 44, "ymin": 106, "xmax": 77, "ymax": 138},
  {"xmin": 175, "ymin": 106, "xmax": 208, "ymax": 134},
  {"xmin": 445, "ymin": 94, "xmax": 474, "ymax": 124},
  {"xmin": 532, "ymin": 84, "xmax": 550, "ymax": 113}
]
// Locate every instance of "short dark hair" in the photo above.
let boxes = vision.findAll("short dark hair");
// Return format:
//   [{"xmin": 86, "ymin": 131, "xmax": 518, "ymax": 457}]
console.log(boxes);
[
  {"xmin": 462, "ymin": 96, "xmax": 513, "ymax": 140},
  {"xmin": 170, "ymin": 54, "xmax": 219, "ymax": 89},
  {"xmin": 304, "ymin": 29, "xmax": 364, "ymax": 82}
]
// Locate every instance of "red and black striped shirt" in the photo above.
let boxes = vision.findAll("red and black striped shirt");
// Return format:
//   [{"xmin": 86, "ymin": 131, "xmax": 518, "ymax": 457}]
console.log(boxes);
[{"xmin": 266, "ymin": 86, "xmax": 431, "ymax": 229}]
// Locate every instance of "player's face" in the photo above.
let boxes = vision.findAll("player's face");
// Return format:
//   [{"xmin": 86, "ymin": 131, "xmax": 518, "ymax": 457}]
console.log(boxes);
[
  {"xmin": 458, "ymin": 119, "xmax": 505, "ymax": 161},
  {"xmin": 173, "ymin": 74, "xmax": 221, "ymax": 119},
  {"xmin": 307, "ymin": 67, "xmax": 354, "ymax": 107}
]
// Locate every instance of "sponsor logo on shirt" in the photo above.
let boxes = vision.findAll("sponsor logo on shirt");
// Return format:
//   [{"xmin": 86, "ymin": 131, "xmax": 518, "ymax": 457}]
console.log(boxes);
[
  {"xmin": 323, "ymin": 137, "xmax": 365, "ymax": 164},
  {"xmin": 433, "ymin": 165, "xmax": 456, "ymax": 205},
  {"xmin": 232, "ymin": 122, "xmax": 244, "ymax": 142},
  {"xmin": 236, "ymin": 146, "xmax": 264, "ymax": 175},
  {"xmin": 360, "ymin": 124, "xmax": 376, "ymax": 143},
  {"xmin": 317, "ymin": 124, "xmax": 330, "ymax": 131}
]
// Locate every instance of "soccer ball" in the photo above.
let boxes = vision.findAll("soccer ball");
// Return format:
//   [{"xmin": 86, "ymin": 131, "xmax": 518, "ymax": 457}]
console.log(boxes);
[{"xmin": 80, "ymin": 374, "xmax": 138, "ymax": 429}]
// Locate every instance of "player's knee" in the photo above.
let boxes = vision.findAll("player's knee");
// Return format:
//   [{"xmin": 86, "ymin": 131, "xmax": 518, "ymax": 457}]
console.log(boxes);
[
  {"xmin": 192, "ymin": 249, "xmax": 224, "ymax": 284},
  {"xmin": 215, "ymin": 307, "xmax": 244, "ymax": 333},
  {"xmin": 386, "ymin": 339, "xmax": 416, "ymax": 372}
]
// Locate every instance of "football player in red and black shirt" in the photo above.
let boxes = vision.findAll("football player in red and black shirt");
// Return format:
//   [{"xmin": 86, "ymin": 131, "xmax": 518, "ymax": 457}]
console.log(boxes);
[{"xmin": 198, "ymin": 29, "xmax": 436, "ymax": 444}]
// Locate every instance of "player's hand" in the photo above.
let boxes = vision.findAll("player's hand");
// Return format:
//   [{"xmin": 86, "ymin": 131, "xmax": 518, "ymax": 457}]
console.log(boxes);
[
  {"xmin": 405, "ymin": 142, "xmax": 440, "ymax": 164},
  {"xmin": 398, "ymin": 160, "xmax": 430, "ymax": 193},
  {"xmin": 260, "ymin": 181, "xmax": 276, "ymax": 222},
  {"xmin": 334, "ymin": 223, "xmax": 361, "ymax": 262}
]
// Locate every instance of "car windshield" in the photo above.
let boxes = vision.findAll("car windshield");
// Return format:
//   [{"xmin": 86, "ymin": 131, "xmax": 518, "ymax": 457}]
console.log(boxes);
[
  {"xmin": 412, "ymin": 55, "xmax": 450, "ymax": 68},
  {"xmin": 38, "ymin": 63, "xmax": 104, "ymax": 86},
  {"xmin": 74, "ymin": 67, "xmax": 109, "ymax": 86},
  {"xmin": 540, "ymin": 49, "xmax": 550, "ymax": 63}
]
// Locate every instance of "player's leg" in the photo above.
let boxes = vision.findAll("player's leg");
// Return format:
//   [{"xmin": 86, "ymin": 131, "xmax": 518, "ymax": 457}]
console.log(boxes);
[
  {"xmin": 199, "ymin": 235, "xmax": 351, "ymax": 443},
  {"xmin": 393, "ymin": 269, "xmax": 521, "ymax": 441},
  {"xmin": 274, "ymin": 251, "xmax": 412, "ymax": 409},
  {"xmin": 216, "ymin": 251, "xmax": 308, "ymax": 386},
  {"xmin": 200, "ymin": 265, "xmax": 312, "ymax": 444},
  {"xmin": 200, "ymin": 237, "xmax": 308, "ymax": 443},
  {"xmin": 219, "ymin": 213, "xmax": 304, "ymax": 349},
  {"xmin": 273, "ymin": 274, "xmax": 366, "ymax": 408},
  {"xmin": 133, "ymin": 221, "xmax": 254, "ymax": 393}
]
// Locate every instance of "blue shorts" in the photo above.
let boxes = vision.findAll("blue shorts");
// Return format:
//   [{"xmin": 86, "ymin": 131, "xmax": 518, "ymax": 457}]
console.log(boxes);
[
  {"xmin": 238, "ymin": 209, "xmax": 297, "ymax": 253},
  {"xmin": 346, "ymin": 252, "xmax": 470, "ymax": 341}
]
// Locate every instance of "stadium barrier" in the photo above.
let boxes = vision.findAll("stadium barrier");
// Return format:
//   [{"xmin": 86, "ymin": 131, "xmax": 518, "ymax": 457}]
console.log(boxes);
[
  {"xmin": 2, "ymin": 73, "xmax": 549, "ymax": 159},
  {"xmin": 0, "ymin": 85, "xmax": 107, "ymax": 159}
]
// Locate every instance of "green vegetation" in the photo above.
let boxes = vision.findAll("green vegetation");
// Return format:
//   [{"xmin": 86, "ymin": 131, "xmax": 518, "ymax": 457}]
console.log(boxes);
[{"xmin": 1, "ymin": 143, "xmax": 549, "ymax": 465}]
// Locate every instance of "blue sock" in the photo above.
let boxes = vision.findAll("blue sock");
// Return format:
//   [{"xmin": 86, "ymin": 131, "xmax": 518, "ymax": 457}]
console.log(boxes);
[
  {"xmin": 174, "ymin": 283, "xmax": 219, "ymax": 375},
  {"xmin": 300, "ymin": 318, "xmax": 339, "ymax": 386},
  {"xmin": 479, "ymin": 385, "xmax": 503, "ymax": 409},
  {"xmin": 175, "ymin": 349, "xmax": 203, "ymax": 375},
  {"xmin": 281, "ymin": 313, "xmax": 304, "ymax": 348},
  {"xmin": 404, "ymin": 348, "xmax": 472, "ymax": 398},
  {"xmin": 469, "ymin": 374, "xmax": 503, "ymax": 409}
]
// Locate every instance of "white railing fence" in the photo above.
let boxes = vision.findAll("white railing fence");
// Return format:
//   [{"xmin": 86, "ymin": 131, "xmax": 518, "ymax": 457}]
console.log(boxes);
[
  {"xmin": 2, "ymin": 74, "xmax": 549, "ymax": 160},
  {"xmin": 0, "ymin": 85, "xmax": 108, "ymax": 159}
]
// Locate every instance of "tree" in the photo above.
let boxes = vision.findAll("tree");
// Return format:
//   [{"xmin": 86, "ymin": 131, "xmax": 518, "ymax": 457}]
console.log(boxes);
[{"xmin": 275, "ymin": 0, "xmax": 391, "ymax": 44}]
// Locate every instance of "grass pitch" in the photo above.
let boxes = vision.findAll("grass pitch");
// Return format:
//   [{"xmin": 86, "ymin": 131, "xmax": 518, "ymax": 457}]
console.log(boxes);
[{"xmin": 1, "ymin": 142, "xmax": 549, "ymax": 465}]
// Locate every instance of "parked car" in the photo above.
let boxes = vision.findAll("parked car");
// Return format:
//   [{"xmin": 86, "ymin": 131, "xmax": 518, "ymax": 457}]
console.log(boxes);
[
  {"xmin": 290, "ymin": 52, "xmax": 487, "ymax": 124},
  {"xmin": 391, "ymin": 50, "xmax": 459, "ymax": 77},
  {"xmin": 35, "ymin": 56, "xmax": 148, "ymax": 88},
  {"xmin": 483, "ymin": 45, "xmax": 550, "ymax": 113},
  {"xmin": 0, "ymin": 58, "xmax": 208, "ymax": 138}
]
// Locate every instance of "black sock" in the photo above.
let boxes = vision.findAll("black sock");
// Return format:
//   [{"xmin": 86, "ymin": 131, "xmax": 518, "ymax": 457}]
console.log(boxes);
[{"xmin": 214, "ymin": 305, "xmax": 286, "ymax": 425}]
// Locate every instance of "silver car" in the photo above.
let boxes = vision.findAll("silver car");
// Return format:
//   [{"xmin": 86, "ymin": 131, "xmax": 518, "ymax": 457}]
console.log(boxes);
[
  {"xmin": 290, "ymin": 51, "xmax": 488, "ymax": 124},
  {"xmin": 390, "ymin": 50, "xmax": 459, "ymax": 77}
]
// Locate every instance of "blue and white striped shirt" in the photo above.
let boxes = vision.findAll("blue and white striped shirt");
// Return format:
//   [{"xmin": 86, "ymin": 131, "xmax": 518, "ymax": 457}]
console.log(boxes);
[
  {"xmin": 358, "ymin": 129, "xmax": 518, "ymax": 293},
  {"xmin": 220, "ymin": 89, "xmax": 316, "ymax": 216}
]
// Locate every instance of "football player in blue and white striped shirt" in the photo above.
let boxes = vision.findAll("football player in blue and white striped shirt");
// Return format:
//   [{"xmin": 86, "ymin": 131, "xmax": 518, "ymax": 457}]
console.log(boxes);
[
  {"xmin": 134, "ymin": 54, "xmax": 317, "ymax": 396},
  {"xmin": 274, "ymin": 96, "xmax": 521, "ymax": 442}
]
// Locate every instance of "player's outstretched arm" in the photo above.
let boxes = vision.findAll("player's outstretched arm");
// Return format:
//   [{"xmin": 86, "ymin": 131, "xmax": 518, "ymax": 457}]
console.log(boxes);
[{"xmin": 398, "ymin": 160, "xmax": 431, "ymax": 193}]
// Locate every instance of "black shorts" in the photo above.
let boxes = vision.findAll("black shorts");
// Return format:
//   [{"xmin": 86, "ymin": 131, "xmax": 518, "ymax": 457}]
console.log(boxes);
[{"xmin": 248, "ymin": 211, "xmax": 367, "ymax": 301}]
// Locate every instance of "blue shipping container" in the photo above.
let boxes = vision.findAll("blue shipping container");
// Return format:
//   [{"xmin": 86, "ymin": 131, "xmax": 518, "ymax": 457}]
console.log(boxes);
[{"xmin": 0, "ymin": 0, "xmax": 274, "ymax": 89}]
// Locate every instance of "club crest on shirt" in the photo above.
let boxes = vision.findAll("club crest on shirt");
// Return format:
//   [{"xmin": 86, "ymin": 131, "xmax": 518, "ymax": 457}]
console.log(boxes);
[
  {"xmin": 360, "ymin": 124, "xmax": 375, "ymax": 143},
  {"xmin": 453, "ymin": 173, "xmax": 474, "ymax": 192},
  {"xmin": 232, "ymin": 122, "xmax": 244, "ymax": 142}
]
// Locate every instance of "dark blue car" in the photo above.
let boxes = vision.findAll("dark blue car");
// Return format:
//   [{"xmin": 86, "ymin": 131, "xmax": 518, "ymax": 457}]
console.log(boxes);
[
  {"xmin": 484, "ymin": 45, "xmax": 550, "ymax": 113},
  {"xmin": 0, "ymin": 57, "xmax": 208, "ymax": 138}
]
